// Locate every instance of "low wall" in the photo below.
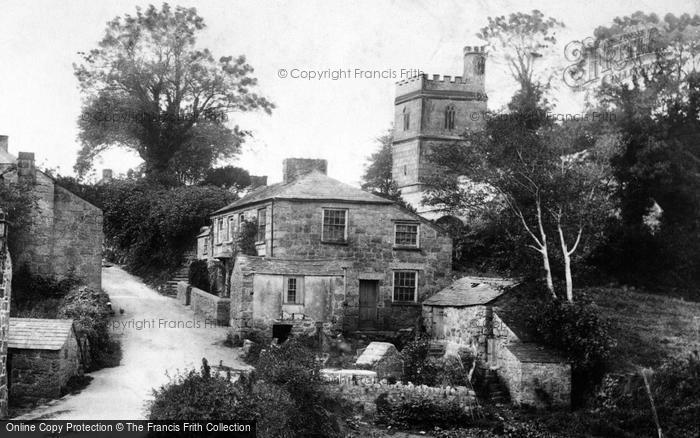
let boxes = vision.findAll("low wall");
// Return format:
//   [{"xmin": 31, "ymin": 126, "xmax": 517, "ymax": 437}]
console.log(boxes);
[
  {"xmin": 324, "ymin": 378, "xmax": 476, "ymax": 414},
  {"xmin": 191, "ymin": 287, "xmax": 230, "ymax": 325},
  {"xmin": 177, "ymin": 282, "xmax": 191, "ymax": 306}
]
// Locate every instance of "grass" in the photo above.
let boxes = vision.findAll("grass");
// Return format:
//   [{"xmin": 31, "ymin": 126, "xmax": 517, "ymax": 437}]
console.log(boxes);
[{"xmin": 585, "ymin": 287, "xmax": 700, "ymax": 371}]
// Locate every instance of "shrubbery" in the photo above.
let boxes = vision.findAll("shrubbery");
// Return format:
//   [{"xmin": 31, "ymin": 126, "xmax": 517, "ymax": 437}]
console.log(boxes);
[
  {"xmin": 151, "ymin": 339, "xmax": 347, "ymax": 437},
  {"xmin": 524, "ymin": 293, "xmax": 616, "ymax": 404},
  {"xmin": 11, "ymin": 270, "xmax": 120, "ymax": 371},
  {"xmin": 376, "ymin": 392, "xmax": 478, "ymax": 430},
  {"xmin": 401, "ymin": 338, "xmax": 474, "ymax": 387},
  {"xmin": 188, "ymin": 259, "xmax": 210, "ymax": 292}
]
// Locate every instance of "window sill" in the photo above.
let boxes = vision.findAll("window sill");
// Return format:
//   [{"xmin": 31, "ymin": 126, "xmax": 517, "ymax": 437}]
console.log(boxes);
[
  {"xmin": 393, "ymin": 246, "xmax": 421, "ymax": 252},
  {"xmin": 391, "ymin": 301, "xmax": 420, "ymax": 307},
  {"xmin": 321, "ymin": 240, "xmax": 348, "ymax": 246}
]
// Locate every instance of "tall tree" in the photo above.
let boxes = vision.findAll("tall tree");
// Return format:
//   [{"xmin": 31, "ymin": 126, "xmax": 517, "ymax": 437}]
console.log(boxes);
[
  {"xmin": 587, "ymin": 12, "xmax": 700, "ymax": 290},
  {"xmin": 478, "ymin": 10, "xmax": 565, "ymax": 93},
  {"xmin": 361, "ymin": 131, "xmax": 401, "ymax": 200},
  {"xmin": 74, "ymin": 3, "xmax": 273, "ymax": 185}
]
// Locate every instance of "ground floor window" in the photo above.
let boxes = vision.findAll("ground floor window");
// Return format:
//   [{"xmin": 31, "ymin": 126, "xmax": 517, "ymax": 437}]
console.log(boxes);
[
  {"xmin": 284, "ymin": 276, "xmax": 304, "ymax": 304},
  {"xmin": 393, "ymin": 270, "xmax": 417, "ymax": 302}
]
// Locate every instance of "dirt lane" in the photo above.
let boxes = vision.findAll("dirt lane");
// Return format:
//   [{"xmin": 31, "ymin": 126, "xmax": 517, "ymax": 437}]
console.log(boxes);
[{"xmin": 15, "ymin": 266, "xmax": 247, "ymax": 420}]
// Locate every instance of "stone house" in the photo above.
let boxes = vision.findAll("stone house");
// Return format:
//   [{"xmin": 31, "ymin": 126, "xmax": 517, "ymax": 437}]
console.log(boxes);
[
  {"xmin": 0, "ymin": 136, "xmax": 103, "ymax": 290},
  {"xmin": 7, "ymin": 318, "xmax": 84, "ymax": 405},
  {"xmin": 422, "ymin": 276, "xmax": 571, "ymax": 408},
  {"xmin": 198, "ymin": 158, "xmax": 453, "ymax": 338}
]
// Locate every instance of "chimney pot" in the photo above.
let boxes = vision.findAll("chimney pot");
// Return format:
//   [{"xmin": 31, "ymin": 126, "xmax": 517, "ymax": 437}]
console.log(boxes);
[
  {"xmin": 102, "ymin": 169, "xmax": 113, "ymax": 180},
  {"xmin": 282, "ymin": 158, "xmax": 328, "ymax": 184},
  {"xmin": 250, "ymin": 175, "xmax": 268, "ymax": 189},
  {"xmin": 0, "ymin": 135, "xmax": 8, "ymax": 152}
]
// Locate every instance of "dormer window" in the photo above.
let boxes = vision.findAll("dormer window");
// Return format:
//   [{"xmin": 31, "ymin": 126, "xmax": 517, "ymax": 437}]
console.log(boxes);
[
  {"xmin": 444, "ymin": 105, "xmax": 456, "ymax": 130},
  {"xmin": 403, "ymin": 107, "xmax": 410, "ymax": 130}
]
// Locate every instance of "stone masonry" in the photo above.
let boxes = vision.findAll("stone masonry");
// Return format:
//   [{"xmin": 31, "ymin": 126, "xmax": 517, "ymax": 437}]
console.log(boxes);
[
  {"xmin": 0, "ymin": 245, "xmax": 12, "ymax": 418},
  {"xmin": 1, "ymin": 147, "xmax": 103, "ymax": 290}
]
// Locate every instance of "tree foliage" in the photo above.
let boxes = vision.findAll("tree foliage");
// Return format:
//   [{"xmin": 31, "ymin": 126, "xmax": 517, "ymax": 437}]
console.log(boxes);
[
  {"xmin": 478, "ymin": 10, "xmax": 565, "ymax": 91},
  {"xmin": 74, "ymin": 3, "xmax": 273, "ymax": 184}
]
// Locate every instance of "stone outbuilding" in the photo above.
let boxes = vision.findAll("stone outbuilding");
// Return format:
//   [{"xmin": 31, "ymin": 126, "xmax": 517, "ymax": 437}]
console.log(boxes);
[
  {"xmin": 8, "ymin": 318, "xmax": 84, "ymax": 405},
  {"xmin": 200, "ymin": 158, "xmax": 453, "ymax": 338},
  {"xmin": 0, "ymin": 136, "xmax": 103, "ymax": 290},
  {"xmin": 422, "ymin": 277, "xmax": 571, "ymax": 408}
]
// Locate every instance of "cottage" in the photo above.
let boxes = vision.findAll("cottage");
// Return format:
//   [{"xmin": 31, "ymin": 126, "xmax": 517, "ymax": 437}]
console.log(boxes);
[
  {"xmin": 0, "ymin": 136, "xmax": 103, "ymax": 290},
  {"xmin": 198, "ymin": 158, "xmax": 453, "ymax": 338},
  {"xmin": 8, "ymin": 318, "xmax": 84, "ymax": 405},
  {"xmin": 422, "ymin": 277, "xmax": 571, "ymax": 408}
]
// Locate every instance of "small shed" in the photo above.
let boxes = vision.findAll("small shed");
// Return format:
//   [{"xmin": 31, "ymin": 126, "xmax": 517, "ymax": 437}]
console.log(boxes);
[
  {"xmin": 8, "ymin": 318, "xmax": 84, "ymax": 404},
  {"xmin": 422, "ymin": 276, "xmax": 516, "ymax": 362}
]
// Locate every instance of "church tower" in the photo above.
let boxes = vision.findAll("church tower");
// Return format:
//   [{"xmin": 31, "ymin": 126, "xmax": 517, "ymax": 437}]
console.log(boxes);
[{"xmin": 391, "ymin": 46, "xmax": 487, "ymax": 218}]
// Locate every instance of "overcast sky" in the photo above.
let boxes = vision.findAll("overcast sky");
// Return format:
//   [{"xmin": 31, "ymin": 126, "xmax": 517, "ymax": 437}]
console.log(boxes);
[{"xmin": 1, "ymin": 0, "xmax": 697, "ymax": 185}]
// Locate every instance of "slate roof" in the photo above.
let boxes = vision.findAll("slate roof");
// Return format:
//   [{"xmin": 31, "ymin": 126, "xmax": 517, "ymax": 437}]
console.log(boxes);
[
  {"xmin": 423, "ymin": 276, "xmax": 517, "ymax": 307},
  {"xmin": 212, "ymin": 171, "xmax": 392, "ymax": 215},
  {"xmin": 9, "ymin": 318, "xmax": 75, "ymax": 350},
  {"xmin": 238, "ymin": 254, "xmax": 348, "ymax": 276},
  {"xmin": 506, "ymin": 343, "xmax": 568, "ymax": 364}
]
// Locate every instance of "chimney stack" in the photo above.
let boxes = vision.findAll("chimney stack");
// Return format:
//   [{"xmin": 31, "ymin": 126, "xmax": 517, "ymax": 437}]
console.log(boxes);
[
  {"xmin": 282, "ymin": 158, "xmax": 327, "ymax": 184},
  {"xmin": 102, "ymin": 169, "xmax": 113, "ymax": 182},
  {"xmin": 249, "ymin": 175, "xmax": 268, "ymax": 189},
  {"xmin": 17, "ymin": 152, "xmax": 36, "ymax": 184},
  {"xmin": 0, "ymin": 135, "xmax": 8, "ymax": 152}
]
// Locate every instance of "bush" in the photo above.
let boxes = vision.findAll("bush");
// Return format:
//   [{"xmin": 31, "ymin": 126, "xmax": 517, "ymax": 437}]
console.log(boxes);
[
  {"xmin": 11, "ymin": 265, "xmax": 81, "ymax": 316},
  {"xmin": 73, "ymin": 179, "xmax": 235, "ymax": 283},
  {"xmin": 592, "ymin": 352, "xmax": 700, "ymax": 438},
  {"xmin": 188, "ymin": 259, "xmax": 210, "ymax": 292},
  {"xmin": 376, "ymin": 392, "xmax": 478, "ymax": 429},
  {"xmin": 525, "ymin": 295, "xmax": 616, "ymax": 404},
  {"xmin": 401, "ymin": 339, "xmax": 474, "ymax": 387},
  {"xmin": 58, "ymin": 286, "xmax": 120, "ymax": 370}
]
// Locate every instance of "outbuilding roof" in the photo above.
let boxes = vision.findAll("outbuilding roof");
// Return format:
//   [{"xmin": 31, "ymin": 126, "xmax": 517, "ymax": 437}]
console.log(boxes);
[
  {"xmin": 9, "ymin": 318, "xmax": 75, "ymax": 350},
  {"xmin": 423, "ymin": 276, "xmax": 517, "ymax": 307},
  {"xmin": 237, "ymin": 254, "xmax": 348, "ymax": 276},
  {"xmin": 506, "ymin": 343, "xmax": 568, "ymax": 364},
  {"xmin": 212, "ymin": 171, "xmax": 392, "ymax": 215}
]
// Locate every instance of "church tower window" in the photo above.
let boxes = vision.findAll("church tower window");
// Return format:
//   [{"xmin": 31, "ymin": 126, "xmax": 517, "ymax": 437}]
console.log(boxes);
[
  {"xmin": 403, "ymin": 107, "xmax": 410, "ymax": 130},
  {"xmin": 444, "ymin": 105, "xmax": 456, "ymax": 130}
]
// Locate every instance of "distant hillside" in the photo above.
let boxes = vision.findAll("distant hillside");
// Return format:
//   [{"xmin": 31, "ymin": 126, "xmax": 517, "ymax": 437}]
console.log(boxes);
[{"xmin": 586, "ymin": 287, "xmax": 700, "ymax": 372}]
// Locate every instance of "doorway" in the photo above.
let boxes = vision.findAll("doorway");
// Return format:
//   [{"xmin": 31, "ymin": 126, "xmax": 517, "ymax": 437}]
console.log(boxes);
[{"xmin": 358, "ymin": 280, "xmax": 379, "ymax": 330}]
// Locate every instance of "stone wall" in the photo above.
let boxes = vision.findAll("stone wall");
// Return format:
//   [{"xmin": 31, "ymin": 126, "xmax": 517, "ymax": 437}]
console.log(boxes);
[
  {"xmin": 422, "ymin": 305, "xmax": 490, "ymax": 362},
  {"xmin": 325, "ymin": 380, "xmax": 476, "ymax": 415},
  {"xmin": 177, "ymin": 281, "xmax": 192, "ymax": 305},
  {"xmin": 7, "ymin": 167, "xmax": 102, "ymax": 291},
  {"xmin": 52, "ymin": 185, "xmax": 103, "ymax": 291},
  {"xmin": 0, "ymin": 251, "xmax": 12, "ymax": 418},
  {"xmin": 191, "ymin": 287, "xmax": 230, "ymax": 325},
  {"xmin": 9, "ymin": 349, "xmax": 61, "ymax": 404},
  {"xmin": 496, "ymin": 345, "xmax": 571, "ymax": 408}
]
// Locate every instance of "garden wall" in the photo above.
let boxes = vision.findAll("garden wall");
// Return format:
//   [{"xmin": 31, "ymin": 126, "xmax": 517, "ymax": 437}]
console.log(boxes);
[
  {"xmin": 191, "ymin": 287, "xmax": 229, "ymax": 325},
  {"xmin": 324, "ymin": 379, "xmax": 476, "ymax": 414}
]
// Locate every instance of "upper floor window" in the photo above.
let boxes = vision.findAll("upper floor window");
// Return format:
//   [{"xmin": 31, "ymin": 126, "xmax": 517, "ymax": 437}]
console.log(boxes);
[
  {"xmin": 203, "ymin": 237, "xmax": 209, "ymax": 255},
  {"xmin": 394, "ymin": 222, "xmax": 420, "ymax": 247},
  {"xmin": 216, "ymin": 218, "xmax": 224, "ymax": 244},
  {"xmin": 284, "ymin": 276, "xmax": 304, "ymax": 304},
  {"xmin": 444, "ymin": 105, "xmax": 456, "ymax": 130},
  {"xmin": 402, "ymin": 107, "xmax": 410, "ymax": 130},
  {"xmin": 322, "ymin": 209, "xmax": 347, "ymax": 243},
  {"xmin": 256, "ymin": 208, "xmax": 266, "ymax": 243},
  {"xmin": 393, "ymin": 271, "xmax": 417, "ymax": 302},
  {"xmin": 228, "ymin": 216, "xmax": 235, "ymax": 241}
]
